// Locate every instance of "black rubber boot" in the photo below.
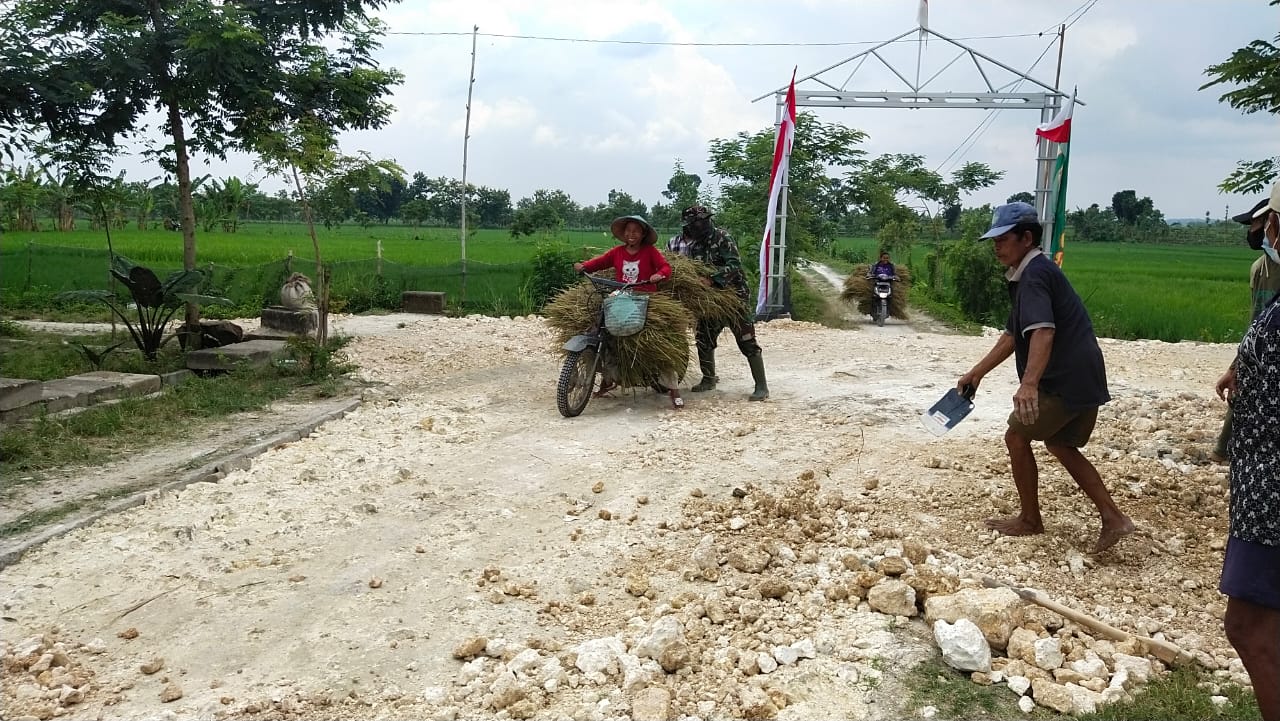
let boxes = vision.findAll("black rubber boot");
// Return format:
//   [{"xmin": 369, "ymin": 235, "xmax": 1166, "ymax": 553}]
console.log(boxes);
[
  {"xmin": 747, "ymin": 353, "xmax": 769, "ymax": 401},
  {"xmin": 691, "ymin": 355, "xmax": 717, "ymax": 392}
]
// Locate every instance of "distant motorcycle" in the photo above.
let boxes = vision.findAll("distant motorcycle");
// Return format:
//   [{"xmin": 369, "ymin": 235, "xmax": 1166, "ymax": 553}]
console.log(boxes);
[{"xmin": 867, "ymin": 271, "xmax": 897, "ymax": 327}]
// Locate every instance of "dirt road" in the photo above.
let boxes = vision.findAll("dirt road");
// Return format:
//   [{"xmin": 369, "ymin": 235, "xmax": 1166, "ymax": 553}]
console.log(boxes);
[{"xmin": 0, "ymin": 304, "xmax": 1247, "ymax": 720}]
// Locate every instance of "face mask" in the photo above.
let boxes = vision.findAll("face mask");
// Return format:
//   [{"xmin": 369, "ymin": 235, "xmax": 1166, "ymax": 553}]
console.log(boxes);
[
  {"xmin": 1265, "ymin": 215, "xmax": 1280, "ymax": 262},
  {"xmin": 1246, "ymin": 227, "xmax": 1265, "ymax": 251}
]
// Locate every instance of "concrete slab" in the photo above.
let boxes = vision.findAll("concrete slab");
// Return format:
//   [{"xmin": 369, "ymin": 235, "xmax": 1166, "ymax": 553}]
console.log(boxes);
[
  {"xmin": 260, "ymin": 306, "xmax": 317, "ymax": 336},
  {"xmin": 0, "ymin": 378, "xmax": 42, "ymax": 412},
  {"xmin": 159, "ymin": 369, "xmax": 194, "ymax": 387},
  {"xmin": 186, "ymin": 339, "xmax": 288, "ymax": 372},
  {"xmin": 403, "ymin": 291, "xmax": 446, "ymax": 314},
  {"xmin": 36, "ymin": 372, "xmax": 161, "ymax": 413},
  {"xmin": 40, "ymin": 376, "xmax": 118, "ymax": 413},
  {"xmin": 73, "ymin": 371, "xmax": 162, "ymax": 402},
  {"xmin": 244, "ymin": 327, "xmax": 301, "ymax": 342}
]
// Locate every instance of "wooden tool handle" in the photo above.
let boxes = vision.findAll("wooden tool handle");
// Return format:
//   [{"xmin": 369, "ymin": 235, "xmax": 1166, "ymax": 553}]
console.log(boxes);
[{"xmin": 980, "ymin": 576, "xmax": 1194, "ymax": 667}]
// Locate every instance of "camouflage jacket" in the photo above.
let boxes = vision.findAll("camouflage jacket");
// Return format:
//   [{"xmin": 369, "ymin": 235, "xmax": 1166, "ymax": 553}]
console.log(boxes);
[{"xmin": 667, "ymin": 227, "xmax": 749, "ymax": 296}]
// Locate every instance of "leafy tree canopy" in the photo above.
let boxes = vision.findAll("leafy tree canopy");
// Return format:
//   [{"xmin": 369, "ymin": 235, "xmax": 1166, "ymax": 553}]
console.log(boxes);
[{"xmin": 1200, "ymin": 0, "xmax": 1280, "ymax": 193}]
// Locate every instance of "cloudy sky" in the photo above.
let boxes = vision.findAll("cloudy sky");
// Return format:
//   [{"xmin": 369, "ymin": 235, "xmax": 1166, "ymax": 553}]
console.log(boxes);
[{"xmin": 133, "ymin": 0, "xmax": 1279, "ymax": 220}]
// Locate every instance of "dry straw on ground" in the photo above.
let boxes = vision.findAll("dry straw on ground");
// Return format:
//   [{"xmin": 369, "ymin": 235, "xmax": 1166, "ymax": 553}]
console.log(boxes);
[{"xmin": 841, "ymin": 264, "xmax": 913, "ymax": 319}]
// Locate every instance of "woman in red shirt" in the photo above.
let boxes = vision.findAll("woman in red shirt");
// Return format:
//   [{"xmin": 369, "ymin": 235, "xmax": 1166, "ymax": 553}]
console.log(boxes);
[
  {"xmin": 573, "ymin": 216, "xmax": 684, "ymax": 409},
  {"xmin": 575, "ymin": 216, "xmax": 671, "ymax": 291}
]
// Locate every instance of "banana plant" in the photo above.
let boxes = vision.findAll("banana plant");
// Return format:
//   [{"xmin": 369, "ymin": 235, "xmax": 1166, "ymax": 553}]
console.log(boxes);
[{"xmin": 56, "ymin": 255, "xmax": 232, "ymax": 361}]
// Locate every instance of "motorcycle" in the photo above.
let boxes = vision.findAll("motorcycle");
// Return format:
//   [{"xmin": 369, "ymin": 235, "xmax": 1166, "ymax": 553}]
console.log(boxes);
[
  {"xmin": 867, "ymin": 271, "xmax": 897, "ymax": 327},
  {"xmin": 556, "ymin": 274, "xmax": 647, "ymax": 418}
]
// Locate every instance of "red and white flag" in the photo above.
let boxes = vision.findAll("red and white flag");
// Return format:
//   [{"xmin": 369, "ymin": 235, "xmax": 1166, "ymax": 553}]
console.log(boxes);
[
  {"xmin": 1035, "ymin": 91, "xmax": 1074, "ymax": 144},
  {"xmin": 757, "ymin": 69, "xmax": 797, "ymax": 317}
]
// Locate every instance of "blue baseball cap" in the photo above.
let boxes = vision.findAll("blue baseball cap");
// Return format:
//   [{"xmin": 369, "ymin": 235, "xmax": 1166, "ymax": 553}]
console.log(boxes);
[{"xmin": 980, "ymin": 202, "xmax": 1039, "ymax": 239}]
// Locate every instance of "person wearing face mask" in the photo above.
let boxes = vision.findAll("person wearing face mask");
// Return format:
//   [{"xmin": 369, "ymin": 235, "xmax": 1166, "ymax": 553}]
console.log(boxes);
[
  {"xmin": 1211, "ymin": 192, "xmax": 1280, "ymax": 463},
  {"xmin": 667, "ymin": 204, "xmax": 769, "ymax": 401},
  {"xmin": 1213, "ymin": 180, "xmax": 1280, "ymax": 721}
]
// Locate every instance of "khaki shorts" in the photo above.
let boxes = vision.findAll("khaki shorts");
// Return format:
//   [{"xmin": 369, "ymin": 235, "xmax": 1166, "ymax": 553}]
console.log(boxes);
[{"xmin": 1007, "ymin": 391, "xmax": 1098, "ymax": 448}]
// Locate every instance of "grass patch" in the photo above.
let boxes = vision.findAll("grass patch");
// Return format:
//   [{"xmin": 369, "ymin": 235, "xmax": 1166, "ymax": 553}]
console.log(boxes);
[
  {"xmin": 0, "ymin": 367, "xmax": 302, "ymax": 476},
  {"xmin": 0, "ymin": 329, "xmax": 191, "ymax": 380},
  {"xmin": 1079, "ymin": 667, "xmax": 1259, "ymax": 721},
  {"xmin": 823, "ymin": 237, "xmax": 1259, "ymax": 342},
  {"xmin": 909, "ymin": 291, "xmax": 987, "ymax": 335},
  {"xmin": 905, "ymin": 657, "xmax": 1041, "ymax": 720},
  {"xmin": 904, "ymin": 658, "xmax": 1260, "ymax": 721}
]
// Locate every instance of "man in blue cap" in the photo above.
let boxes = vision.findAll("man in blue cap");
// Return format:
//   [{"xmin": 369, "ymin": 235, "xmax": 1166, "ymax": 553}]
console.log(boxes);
[{"xmin": 957, "ymin": 202, "xmax": 1134, "ymax": 554}]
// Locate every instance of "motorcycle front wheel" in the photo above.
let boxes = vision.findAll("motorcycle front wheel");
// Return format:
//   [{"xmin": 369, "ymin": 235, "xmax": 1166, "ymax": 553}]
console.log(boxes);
[
  {"xmin": 875, "ymin": 301, "xmax": 887, "ymax": 327},
  {"xmin": 557, "ymin": 347, "xmax": 600, "ymax": 418}
]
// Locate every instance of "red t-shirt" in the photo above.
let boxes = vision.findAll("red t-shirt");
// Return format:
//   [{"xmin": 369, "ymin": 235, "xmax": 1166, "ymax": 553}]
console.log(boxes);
[{"xmin": 581, "ymin": 244, "xmax": 671, "ymax": 292}]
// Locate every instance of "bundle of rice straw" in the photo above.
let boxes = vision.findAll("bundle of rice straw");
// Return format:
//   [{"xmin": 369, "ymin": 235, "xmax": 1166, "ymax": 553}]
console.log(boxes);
[
  {"xmin": 840, "ymin": 264, "xmax": 912, "ymax": 319},
  {"xmin": 658, "ymin": 254, "xmax": 750, "ymax": 328},
  {"xmin": 543, "ymin": 278, "xmax": 693, "ymax": 388}
]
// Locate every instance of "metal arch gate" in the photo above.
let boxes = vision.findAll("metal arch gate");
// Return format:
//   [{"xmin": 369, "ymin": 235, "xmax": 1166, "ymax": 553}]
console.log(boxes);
[{"xmin": 753, "ymin": 26, "xmax": 1076, "ymax": 320}]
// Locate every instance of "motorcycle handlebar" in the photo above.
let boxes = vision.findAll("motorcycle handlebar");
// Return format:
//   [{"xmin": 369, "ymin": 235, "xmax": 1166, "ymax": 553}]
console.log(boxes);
[{"xmin": 581, "ymin": 272, "xmax": 642, "ymax": 291}]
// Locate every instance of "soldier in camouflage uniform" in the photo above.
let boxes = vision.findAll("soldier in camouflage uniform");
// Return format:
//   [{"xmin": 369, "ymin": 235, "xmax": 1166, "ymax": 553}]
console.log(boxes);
[{"xmin": 667, "ymin": 204, "xmax": 769, "ymax": 401}]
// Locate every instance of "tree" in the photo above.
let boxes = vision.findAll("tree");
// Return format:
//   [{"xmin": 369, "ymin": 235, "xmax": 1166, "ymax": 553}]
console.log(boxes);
[
  {"xmin": 354, "ymin": 168, "xmax": 406, "ymax": 223},
  {"xmin": 5, "ymin": 0, "xmax": 402, "ymax": 337},
  {"xmin": 1110, "ymin": 190, "xmax": 1155, "ymax": 225},
  {"xmin": 0, "ymin": 165, "xmax": 43, "ymax": 231},
  {"xmin": 472, "ymin": 186, "xmax": 513, "ymax": 228},
  {"xmin": 511, "ymin": 189, "xmax": 578, "ymax": 237},
  {"xmin": 583, "ymin": 189, "xmax": 647, "ymax": 228},
  {"xmin": 709, "ymin": 112, "xmax": 869, "ymax": 256},
  {"xmin": 400, "ymin": 197, "xmax": 432, "ymax": 228},
  {"xmin": 1201, "ymin": 0, "xmax": 1280, "ymax": 193},
  {"xmin": 198, "ymin": 176, "xmax": 257, "ymax": 232},
  {"xmin": 661, "ymin": 160, "xmax": 702, "ymax": 211},
  {"xmin": 1069, "ymin": 203, "xmax": 1121, "ymax": 242},
  {"xmin": 125, "ymin": 179, "xmax": 159, "ymax": 230},
  {"xmin": 1006, "ymin": 191, "xmax": 1035, "ymax": 204},
  {"xmin": 943, "ymin": 204, "xmax": 963, "ymax": 231}
]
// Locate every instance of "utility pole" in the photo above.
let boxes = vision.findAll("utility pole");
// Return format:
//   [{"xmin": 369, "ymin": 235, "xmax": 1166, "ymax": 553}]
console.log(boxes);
[
  {"xmin": 1054, "ymin": 24, "xmax": 1065, "ymax": 89},
  {"xmin": 460, "ymin": 24, "xmax": 478, "ymax": 307}
]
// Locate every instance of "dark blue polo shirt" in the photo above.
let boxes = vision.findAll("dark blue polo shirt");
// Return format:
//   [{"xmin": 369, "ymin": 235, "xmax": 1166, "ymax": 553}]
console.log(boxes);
[{"xmin": 1005, "ymin": 252, "xmax": 1110, "ymax": 410}]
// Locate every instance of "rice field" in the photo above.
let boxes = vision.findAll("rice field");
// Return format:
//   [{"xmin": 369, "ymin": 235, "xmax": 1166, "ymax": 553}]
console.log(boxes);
[
  {"xmin": 1, "ymin": 225, "xmax": 1266, "ymax": 342},
  {"xmin": 828, "ymin": 236, "xmax": 1261, "ymax": 342}
]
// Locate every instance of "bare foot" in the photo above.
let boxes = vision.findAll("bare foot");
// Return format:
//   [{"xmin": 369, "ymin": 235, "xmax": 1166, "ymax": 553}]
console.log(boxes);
[
  {"xmin": 984, "ymin": 516, "xmax": 1044, "ymax": 537},
  {"xmin": 1092, "ymin": 517, "xmax": 1136, "ymax": 554}
]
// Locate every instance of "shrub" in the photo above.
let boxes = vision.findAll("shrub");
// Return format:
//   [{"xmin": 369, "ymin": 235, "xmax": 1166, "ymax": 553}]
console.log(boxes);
[
  {"xmin": 942, "ymin": 239, "xmax": 1009, "ymax": 325},
  {"xmin": 523, "ymin": 242, "xmax": 580, "ymax": 310}
]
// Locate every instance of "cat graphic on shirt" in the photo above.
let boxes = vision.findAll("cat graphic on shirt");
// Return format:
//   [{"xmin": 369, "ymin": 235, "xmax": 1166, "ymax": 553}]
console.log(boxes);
[{"xmin": 621, "ymin": 259, "xmax": 641, "ymax": 284}]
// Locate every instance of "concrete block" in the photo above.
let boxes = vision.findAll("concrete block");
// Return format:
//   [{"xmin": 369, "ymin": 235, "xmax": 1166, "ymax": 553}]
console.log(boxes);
[
  {"xmin": 402, "ymin": 291, "xmax": 446, "ymax": 314},
  {"xmin": 186, "ymin": 340, "xmax": 288, "ymax": 372},
  {"xmin": 244, "ymin": 327, "xmax": 302, "ymax": 342},
  {"xmin": 40, "ymin": 377, "xmax": 114, "ymax": 413},
  {"xmin": 0, "ymin": 378, "xmax": 42, "ymax": 412},
  {"xmin": 159, "ymin": 369, "xmax": 194, "ymax": 387},
  {"xmin": 72, "ymin": 371, "xmax": 162, "ymax": 402},
  {"xmin": 260, "ymin": 305, "xmax": 317, "ymax": 336},
  {"xmin": 37, "ymin": 372, "xmax": 161, "ymax": 413}
]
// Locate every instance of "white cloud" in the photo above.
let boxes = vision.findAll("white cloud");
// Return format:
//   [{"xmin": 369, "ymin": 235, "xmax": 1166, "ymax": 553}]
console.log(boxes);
[{"xmin": 79, "ymin": 0, "xmax": 1280, "ymax": 217}]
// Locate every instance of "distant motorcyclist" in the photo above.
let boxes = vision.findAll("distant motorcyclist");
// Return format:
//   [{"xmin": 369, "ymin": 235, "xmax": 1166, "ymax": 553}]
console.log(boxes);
[{"xmin": 871, "ymin": 251, "xmax": 897, "ymax": 279}]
